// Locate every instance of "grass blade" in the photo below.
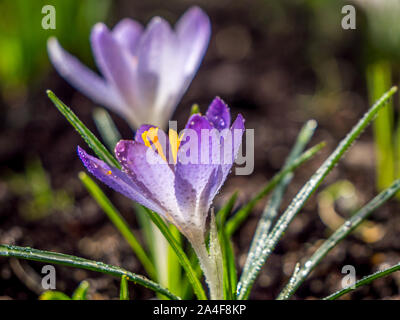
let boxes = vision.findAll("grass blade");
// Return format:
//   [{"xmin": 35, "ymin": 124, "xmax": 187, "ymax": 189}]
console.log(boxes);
[
  {"xmin": 93, "ymin": 108, "xmax": 122, "ymax": 152},
  {"xmin": 39, "ymin": 291, "xmax": 71, "ymax": 300},
  {"xmin": 141, "ymin": 207, "xmax": 207, "ymax": 300},
  {"xmin": 72, "ymin": 280, "xmax": 90, "ymax": 300},
  {"xmin": 241, "ymin": 120, "xmax": 317, "ymax": 282},
  {"xmin": 181, "ymin": 246, "xmax": 203, "ymax": 299},
  {"xmin": 236, "ymin": 86, "xmax": 398, "ymax": 300},
  {"xmin": 47, "ymin": 90, "xmax": 120, "ymax": 169},
  {"xmin": 324, "ymin": 262, "xmax": 400, "ymax": 300},
  {"xmin": 367, "ymin": 62, "xmax": 395, "ymax": 190},
  {"xmin": 260, "ymin": 120, "xmax": 317, "ymax": 234},
  {"xmin": 216, "ymin": 192, "xmax": 238, "ymax": 299},
  {"xmin": 216, "ymin": 192, "xmax": 238, "ymax": 227},
  {"xmin": 225, "ymin": 142, "xmax": 325, "ymax": 237},
  {"xmin": 166, "ymin": 225, "xmax": 185, "ymax": 298},
  {"xmin": 277, "ymin": 178, "xmax": 400, "ymax": 299},
  {"xmin": 120, "ymin": 276, "xmax": 129, "ymax": 300},
  {"xmin": 79, "ymin": 172, "xmax": 156, "ymax": 280},
  {"xmin": 133, "ymin": 204, "xmax": 182, "ymax": 300},
  {"xmin": 190, "ymin": 104, "xmax": 200, "ymax": 115},
  {"xmin": 219, "ymin": 227, "xmax": 237, "ymax": 300},
  {"xmin": 0, "ymin": 244, "xmax": 180, "ymax": 300}
]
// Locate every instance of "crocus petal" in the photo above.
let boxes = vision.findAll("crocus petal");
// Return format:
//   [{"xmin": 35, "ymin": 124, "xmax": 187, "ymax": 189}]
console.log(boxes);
[
  {"xmin": 134, "ymin": 124, "xmax": 155, "ymax": 144},
  {"xmin": 149, "ymin": 6, "xmax": 211, "ymax": 127},
  {"xmin": 49, "ymin": 8, "xmax": 212, "ymax": 130},
  {"xmin": 197, "ymin": 167, "xmax": 222, "ymax": 224},
  {"xmin": 133, "ymin": 125, "xmax": 171, "ymax": 162},
  {"xmin": 174, "ymin": 171, "xmax": 198, "ymax": 224},
  {"xmin": 91, "ymin": 23, "xmax": 141, "ymax": 121},
  {"xmin": 181, "ymin": 113, "xmax": 220, "ymax": 164},
  {"xmin": 136, "ymin": 17, "xmax": 181, "ymax": 126},
  {"xmin": 114, "ymin": 140, "xmax": 181, "ymax": 222},
  {"xmin": 176, "ymin": 114, "xmax": 218, "ymax": 198},
  {"xmin": 136, "ymin": 18, "xmax": 170, "ymax": 109},
  {"xmin": 206, "ymin": 97, "xmax": 231, "ymax": 130},
  {"xmin": 174, "ymin": 166, "xmax": 220, "ymax": 234},
  {"xmin": 182, "ymin": 113, "xmax": 213, "ymax": 144},
  {"xmin": 229, "ymin": 113, "xmax": 246, "ymax": 160},
  {"xmin": 112, "ymin": 18, "xmax": 144, "ymax": 56},
  {"xmin": 77, "ymin": 146, "xmax": 164, "ymax": 214},
  {"xmin": 47, "ymin": 37, "xmax": 120, "ymax": 109},
  {"xmin": 176, "ymin": 6, "xmax": 211, "ymax": 77},
  {"xmin": 219, "ymin": 113, "xmax": 245, "ymax": 190}
]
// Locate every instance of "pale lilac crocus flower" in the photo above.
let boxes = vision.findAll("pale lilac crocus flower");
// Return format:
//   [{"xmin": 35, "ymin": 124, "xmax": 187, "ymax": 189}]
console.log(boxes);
[
  {"xmin": 78, "ymin": 97, "xmax": 245, "ymax": 299},
  {"xmin": 47, "ymin": 7, "xmax": 211, "ymax": 129}
]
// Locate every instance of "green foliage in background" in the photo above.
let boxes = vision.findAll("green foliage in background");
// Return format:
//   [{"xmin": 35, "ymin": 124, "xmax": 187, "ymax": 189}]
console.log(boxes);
[
  {"xmin": 0, "ymin": 0, "xmax": 111, "ymax": 92},
  {"xmin": 40, "ymin": 280, "xmax": 89, "ymax": 300},
  {"xmin": 360, "ymin": 0, "xmax": 400, "ymax": 195},
  {"xmin": 5, "ymin": 157, "xmax": 73, "ymax": 220}
]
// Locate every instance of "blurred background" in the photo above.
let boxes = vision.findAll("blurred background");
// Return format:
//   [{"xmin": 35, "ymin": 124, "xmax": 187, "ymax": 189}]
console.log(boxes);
[{"xmin": 0, "ymin": 0, "xmax": 399, "ymax": 299}]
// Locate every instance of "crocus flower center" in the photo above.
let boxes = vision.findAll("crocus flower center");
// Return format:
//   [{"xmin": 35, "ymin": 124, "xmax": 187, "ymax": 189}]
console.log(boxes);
[{"xmin": 141, "ymin": 127, "xmax": 183, "ymax": 163}]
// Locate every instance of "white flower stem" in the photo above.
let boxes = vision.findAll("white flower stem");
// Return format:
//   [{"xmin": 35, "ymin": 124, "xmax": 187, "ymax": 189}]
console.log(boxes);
[{"xmin": 189, "ymin": 230, "xmax": 223, "ymax": 300}]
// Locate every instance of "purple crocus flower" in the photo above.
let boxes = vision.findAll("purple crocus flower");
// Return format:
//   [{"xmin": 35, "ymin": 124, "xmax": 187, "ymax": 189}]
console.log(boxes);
[
  {"xmin": 47, "ymin": 7, "xmax": 211, "ymax": 129},
  {"xmin": 78, "ymin": 97, "xmax": 244, "ymax": 298},
  {"xmin": 78, "ymin": 97, "xmax": 244, "ymax": 239}
]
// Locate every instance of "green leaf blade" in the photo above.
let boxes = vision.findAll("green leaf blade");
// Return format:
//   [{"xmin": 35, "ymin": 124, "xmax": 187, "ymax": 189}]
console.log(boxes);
[
  {"xmin": 225, "ymin": 141, "xmax": 325, "ymax": 237},
  {"xmin": 0, "ymin": 244, "xmax": 180, "ymax": 300},
  {"xmin": 120, "ymin": 276, "xmax": 129, "ymax": 300},
  {"xmin": 39, "ymin": 291, "xmax": 71, "ymax": 300},
  {"xmin": 79, "ymin": 172, "xmax": 156, "ymax": 280},
  {"xmin": 324, "ymin": 262, "xmax": 400, "ymax": 300},
  {"xmin": 140, "ymin": 207, "xmax": 207, "ymax": 300},
  {"xmin": 277, "ymin": 178, "xmax": 400, "ymax": 299},
  {"xmin": 216, "ymin": 193, "xmax": 238, "ymax": 300},
  {"xmin": 240, "ymin": 120, "xmax": 317, "ymax": 284},
  {"xmin": 72, "ymin": 280, "xmax": 90, "ymax": 300},
  {"xmin": 93, "ymin": 108, "xmax": 122, "ymax": 152},
  {"xmin": 47, "ymin": 90, "xmax": 120, "ymax": 169},
  {"xmin": 236, "ymin": 86, "xmax": 398, "ymax": 300}
]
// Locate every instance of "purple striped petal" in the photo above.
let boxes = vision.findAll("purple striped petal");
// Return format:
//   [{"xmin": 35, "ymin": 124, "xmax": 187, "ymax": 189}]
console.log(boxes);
[
  {"xmin": 47, "ymin": 38, "xmax": 120, "ymax": 109},
  {"xmin": 176, "ymin": 114, "xmax": 218, "ymax": 198},
  {"xmin": 206, "ymin": 97, "xmax": 231, "ymax": 130},
  {"xmin": 183, "ymin": 114, "xmax": 213, "ymax": 139},
  {"xmin": 174, "ymin": 166, "xmax": 221, "ymax": 232},
  {"xmin": 219, "ymin": 113, "xmax": 245, "ymax": 187},
  {"xmin": 197, "ymin": 167, "xmax": 222, "ymax": 225},
  {"xmin": 91, "ymin": 23, "xmax": 140, "ymax": 117},
  {"xmin": 180, "ymin": 113, "xmax": 213, "ymax": 162},
  {"xmin": 136, "ymin": 18, "xmax": 178, "ymax": 117},
  {"xmin": 174, "ymin": 171, "xmax": 197, "ymax": 224},
  {"xmin": 134, "ymin": 124, "xmax": 154, "ymax": 144},
  {"xmin": 176, "ymin": 6, "xmax": 211, "ymax": 76},
  {"xmin": 77, "ymin": 146, "xmax": 164, "ymax": 214},
  {"xmin": 49, "ymin": 8, "xmax": 212, "ymax": 130},
  {"xmin": 114, "ymin": 140, "xmax": 181, "ymax": 221},
  {"xmin": 112, "ymin": 18, "xmax": 144, "ymax": 56},
  {"xmin": 230, "ymin": 113, "xmax": 245, "ymax": 158}
]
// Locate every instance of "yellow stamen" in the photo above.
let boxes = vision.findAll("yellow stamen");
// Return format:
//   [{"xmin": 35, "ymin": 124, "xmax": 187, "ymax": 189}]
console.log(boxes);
[
  {"xmin": 168, "ymin": 129, "xmax": 183, "ymax": 163},
  {"xmin": 107, "ymin": 170, "xmax": 112, "ymax": 175},
  {"xmin": 142, "ymin": 127, "xmax": 184, "ymax": 164},
  {"xmin": 141, "ymin": 127, "xmax": 167, "ymax": 162}
]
